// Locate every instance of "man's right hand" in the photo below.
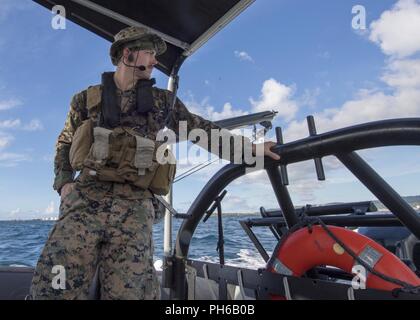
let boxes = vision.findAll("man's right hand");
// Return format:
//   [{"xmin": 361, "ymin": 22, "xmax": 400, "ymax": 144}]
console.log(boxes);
[{"xmin": 61, "ymin": 183, "xmax": 75, "ymax": 200}]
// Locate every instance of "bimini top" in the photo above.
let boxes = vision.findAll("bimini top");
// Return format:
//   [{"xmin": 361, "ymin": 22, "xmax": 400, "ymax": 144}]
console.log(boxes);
[{"xmin": 33, "ymin": 0, "xmax": 255, "ymax": 76}]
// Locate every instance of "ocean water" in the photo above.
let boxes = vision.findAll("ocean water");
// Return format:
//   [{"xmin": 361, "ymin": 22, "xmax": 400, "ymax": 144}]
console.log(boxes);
[{"xmin": 0, "ymin": 214, "xmax": 278, "ymax": 270}]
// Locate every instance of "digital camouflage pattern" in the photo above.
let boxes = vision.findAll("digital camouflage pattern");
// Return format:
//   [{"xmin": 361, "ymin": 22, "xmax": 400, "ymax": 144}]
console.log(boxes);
[
  {"xmin": 32, "ymin": 76, "xmax": 250, "ymax": 299},
  {"xmin": 30, "ymin": 186, "xmax": 159, "ymax": 300}
]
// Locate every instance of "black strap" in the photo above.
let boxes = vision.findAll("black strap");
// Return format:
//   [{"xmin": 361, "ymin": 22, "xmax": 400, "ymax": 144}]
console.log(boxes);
[
  {"xmin": 203, "ymin": 191, "xmax": 227, "ymax": 265},
  {"xmin": 100, "ymin": 72, "xmax": 119, "ymax": 129},
  {"xmin": 136, "ymin": 78, "xmax": 155, "ymax": 114},
  {"xmin": 99, "ymin": 72, "xmax": 156, "ymax": 129},
  {"xmin": 216, "ymin": 199, "xmax": 225, "ymax": 265}
]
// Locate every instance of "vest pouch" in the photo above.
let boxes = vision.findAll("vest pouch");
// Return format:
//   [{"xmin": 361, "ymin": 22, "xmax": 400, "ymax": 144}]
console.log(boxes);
[
  {"xmin": 134, "ymin": 135, "xmax": 155, "ymax": 175},
  {"xmin": 69, "ymin": 119, "xmax": 94, "ymax": 171},
  {"xmin": 117, "ymin": 147, "xmax": 137, "ymax": 179},
  {"xmin": 131, "ymin": 135, "xmax": 157, "ymax": 189},
  {"xmin": 107, "ymin": 142, "xmax": 123, "ymax": 168},
  {"xmin": 117, "ymin": 133, "xmax": 157, "ymax": 190},
  {"xmin": 82, "ymin": 125, "xmax": 166, "ymax": 191},
  {"xmin": 116, "ymin": 135, "xmax": 150, "ymax": 177},
  {"xmin": 85, "ymin": 128, "xmax": 126, "ymax": 184},
  {"xmin": 92, "ymin": 127, "xmax": 112, "ymax": 161},
  {"xmin": 82, "ymin": 126, "xmax": 113, "ymax": 172},
  {"xmin": 149, "ymin": 148, "xmax": 177, "ymax": 195},
  {"xmin": 132, "ymin": 161, "xmax": 159, "ymax": 190}
]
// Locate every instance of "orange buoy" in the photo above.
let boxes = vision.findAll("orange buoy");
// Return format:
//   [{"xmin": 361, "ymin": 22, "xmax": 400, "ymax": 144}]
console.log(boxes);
[{"xmin": 267, "ymin": 225, "xmax": 420, "ymax": 297}]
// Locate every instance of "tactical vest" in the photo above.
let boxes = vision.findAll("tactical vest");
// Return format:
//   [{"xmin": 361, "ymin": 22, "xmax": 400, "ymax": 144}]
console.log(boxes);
[{"xmin": 69, "ymin": 72, "xmax": 176, "ymax": 196}]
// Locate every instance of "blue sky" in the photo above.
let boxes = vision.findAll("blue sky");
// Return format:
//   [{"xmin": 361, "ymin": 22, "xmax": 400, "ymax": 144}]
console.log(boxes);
[{"xmin": 1, "ymin": 0, "xmax": 420, "ymax": 219}]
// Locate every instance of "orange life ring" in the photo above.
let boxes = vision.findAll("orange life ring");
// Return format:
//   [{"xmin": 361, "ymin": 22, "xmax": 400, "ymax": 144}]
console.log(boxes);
[{"xmin": 266, "ymin": 225, "xmax": 420, "ymax": 297}]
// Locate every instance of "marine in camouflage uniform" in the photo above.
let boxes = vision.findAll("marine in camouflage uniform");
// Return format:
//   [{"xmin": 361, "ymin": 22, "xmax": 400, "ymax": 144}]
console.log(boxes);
[{"xmin": 30, "ymin": 26, "xmax": 253, "ymax": 300}]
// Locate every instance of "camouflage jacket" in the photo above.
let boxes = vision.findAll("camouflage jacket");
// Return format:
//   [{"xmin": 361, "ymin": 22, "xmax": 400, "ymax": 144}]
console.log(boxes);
[{"xmin": 54, "ymin": 83, "xmax": 251, "ymax": 199}]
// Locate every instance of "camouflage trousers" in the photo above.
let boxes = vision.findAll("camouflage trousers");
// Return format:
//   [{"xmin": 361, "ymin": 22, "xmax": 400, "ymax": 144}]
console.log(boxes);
[{"xmin": 30, "ymin": 185, "xmax": 160, "ymax": 300}]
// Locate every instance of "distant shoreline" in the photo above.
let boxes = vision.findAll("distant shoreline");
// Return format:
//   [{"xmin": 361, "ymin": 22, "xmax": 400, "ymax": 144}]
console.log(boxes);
[
  {"xmin": 3, "ymin": 194, "xmax": 420, "ymax": 221},
  {"xmin": 0, "ymin": 209, "xmax": 413, "ymax": 222},
  {"xmin": 0, "ymin": 212, "xmax": 260, "ymax": 222}
]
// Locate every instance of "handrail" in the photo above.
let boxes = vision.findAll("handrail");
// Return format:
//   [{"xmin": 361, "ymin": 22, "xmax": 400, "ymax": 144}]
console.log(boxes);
[{"xmin": 175, "ymin": 118, "xmax": 420, "ymax": 257}]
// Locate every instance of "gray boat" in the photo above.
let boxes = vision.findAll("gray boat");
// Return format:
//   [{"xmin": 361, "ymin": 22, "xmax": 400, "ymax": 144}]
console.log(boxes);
[{"xmin": 1, "ymin": 0, "xmax": 420, "ymax": 300}]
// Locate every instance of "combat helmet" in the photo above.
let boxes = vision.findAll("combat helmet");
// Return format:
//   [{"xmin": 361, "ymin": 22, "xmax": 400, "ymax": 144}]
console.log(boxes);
[{"xmin": 110, "ymin": 26, "xmax": 167, "ymax": 65}]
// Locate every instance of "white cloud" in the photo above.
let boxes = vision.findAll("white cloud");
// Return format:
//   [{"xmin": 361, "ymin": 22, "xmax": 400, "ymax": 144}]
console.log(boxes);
[
  {"xmin": 250, "ymin": 78, "xmax": 298, "ymax": 121},
  {"xmin": 183, "ymin": 93, "xmax": 248, "ymax": 121},
  {"xmin": 0, "ymin": 118, "xmax": 40, "ymax": 166},
  {"xmin": 0, "ymin": 98, "xmax": 22, "ymax": 111},
  {"xmin": 0, "ymin": 152, "xmax": 31, "ymax": 167},
  {"xmin": 184, "ymin": 79, "xmax": 298, "ymax": 124},
  {"xmin": 234, "ymin": 50, "xmax": 254, "ymax": 63},
  {"xmin": 369, "ymin": 0, "xmax": 420, "ymax": 58},
  {"xmin": 0, "ymin": 119, "xmax": 21, "ymax": 129},
  {"xmin": 0, "ymin": 118, "xmax": 43, "ymax": 131},
  {"xmin": 284, "ymin": 89, "xmax": 420, "ymax": 142},
  {"xmin": 283, "ymin": 57, "xmax": 420, "ymax": 142},
  {"xmin": 278, "ymin": 2, "xmax": 420, "ymax": 200},
  {"xmin": 205, "ymin": 102, "xmax": 248, "ymax": 121},
  {"xmin": 0, "ymin": 124, "xmax": 33, "ymax": 166},
  {"xmin": 299, "ymin": 87, "xmax": 321, "ymax": 108},
  {"xmin": 23, "ymin": 119, "xmax": 44, "ymax": 131},
  {"xmin": 381, "ymin": 59, "xmax": 420, "ymax": 89}
]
